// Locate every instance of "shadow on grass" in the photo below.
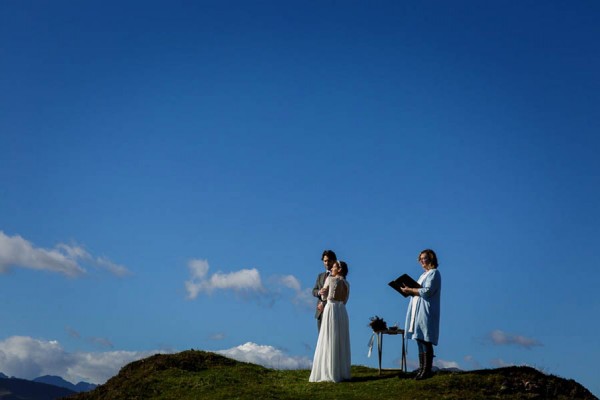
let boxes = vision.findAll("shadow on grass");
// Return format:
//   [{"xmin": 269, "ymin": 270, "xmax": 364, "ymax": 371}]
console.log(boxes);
[{"xmin": 350, "ymin": 372, "xmax": 414, "ymax": 382}]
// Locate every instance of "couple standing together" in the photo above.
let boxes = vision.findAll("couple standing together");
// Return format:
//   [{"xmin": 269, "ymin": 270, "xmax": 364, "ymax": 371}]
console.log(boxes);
[{"xmin": 308, "ymin": 250, "xmax": 351, "ymax": 383}]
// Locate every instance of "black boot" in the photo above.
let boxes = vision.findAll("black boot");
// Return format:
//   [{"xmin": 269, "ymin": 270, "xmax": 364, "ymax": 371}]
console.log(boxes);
[
  {"xmin": 414, "ymin": 352, "xmax": 425, "ymax": 379},
  {"xmin": 416, "ymin": 351, "xmax": 434, "ymax": 380}
]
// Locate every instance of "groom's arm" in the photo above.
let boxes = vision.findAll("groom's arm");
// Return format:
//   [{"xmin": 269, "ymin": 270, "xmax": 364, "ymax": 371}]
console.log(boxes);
[{"xmin": 312, "ymin": 273, "xmax": 322, "ymax": 298}]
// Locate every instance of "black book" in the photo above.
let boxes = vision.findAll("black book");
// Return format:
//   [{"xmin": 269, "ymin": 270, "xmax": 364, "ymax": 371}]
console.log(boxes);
[{"xmin": 388, "ymin": 274, "xmax": 421, "ymax": 297}]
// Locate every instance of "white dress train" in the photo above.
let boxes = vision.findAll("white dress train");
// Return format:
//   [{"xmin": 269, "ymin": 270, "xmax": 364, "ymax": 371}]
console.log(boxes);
[{"xmin": 309, "ymin": 277, "xmax": 351, "ymax": 382}]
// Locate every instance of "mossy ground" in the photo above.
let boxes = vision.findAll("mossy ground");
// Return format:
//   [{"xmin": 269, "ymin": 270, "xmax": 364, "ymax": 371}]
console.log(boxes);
[{"xmin": 63, "ymin": 350, "xmax": 597, "ymax": 400}]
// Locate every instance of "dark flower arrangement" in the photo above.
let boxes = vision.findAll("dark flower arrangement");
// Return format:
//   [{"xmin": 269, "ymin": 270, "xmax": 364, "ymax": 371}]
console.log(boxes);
[{"xmin": 368, "ymin": 315, "xmax": 387, "ymax": 332}]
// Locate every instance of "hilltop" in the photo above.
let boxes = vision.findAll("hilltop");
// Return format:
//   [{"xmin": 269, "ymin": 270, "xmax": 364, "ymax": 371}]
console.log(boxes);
[{"xmin": 63, "ymin": 350, "xmax": 597, "ymax": 400}]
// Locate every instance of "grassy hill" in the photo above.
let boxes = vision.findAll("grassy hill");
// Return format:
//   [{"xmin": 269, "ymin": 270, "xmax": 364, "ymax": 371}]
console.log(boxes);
[{"xmin": 62, "ymin": 350, "xmax": 597, "ymax": 400}]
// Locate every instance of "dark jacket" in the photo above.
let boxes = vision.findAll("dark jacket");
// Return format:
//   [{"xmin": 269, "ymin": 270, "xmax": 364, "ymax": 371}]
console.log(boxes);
[{"xmin": 312, "ymin": 271, "xmax": 329, "ymax": 319}]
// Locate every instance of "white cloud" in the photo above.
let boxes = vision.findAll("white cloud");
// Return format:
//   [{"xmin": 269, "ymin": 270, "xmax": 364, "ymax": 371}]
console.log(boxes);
[
  {"xmin": 0, "ymin": 231, "xmax": 130, "ymax": 277},
  {"xmin": 184, "ymin": 260, "xmax": 315, "ymax": 310},
  {"xmin": 488, "ymin": 330, "xmax": 542, "ymax": 349},
  {"xmin": 0, "ymin": 336, "xmax": 166, "ymax": 384},
  {"xmin": 208, "ymin": 269, "xmax": 262, "ymax": 291},
  {"xmin": 274, "ymin": 275, "xmax": 301, "ymax": 291},
  {"xmin": 188, "ymin": 259, "xmax": 209, "ymax": 279},
  {"xmin": 0, "ymin": 232, "xmax": 85, "ymax": 276},
  {"xmin": 215, "ymin": 342, "xmax": 312, "ymax": 370},
  {"xmin": 56, "ymin": 244, "xmax": 90, "ymax": 260},
  {"xmin": 435, "ymin": 359, "xmax": 460, "ymax": 369},
  {"xmin": 0, "ymin": 337, "xmax": 311, "ymax": 385},
  {"xmin": 185, "ymin": 260, "xmax": 264, "ymax": 299}
]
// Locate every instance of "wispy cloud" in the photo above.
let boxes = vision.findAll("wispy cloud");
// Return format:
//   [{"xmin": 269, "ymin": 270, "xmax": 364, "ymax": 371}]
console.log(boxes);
[
  {"xmin": 209, "ymin": 333, "xmax": 226, "ymax": 341},
  {"xmin": 65, "ymin": 326, "xmax": 81, "ymax": 339},
  {"xmin": 487, "ymin": 330, "xmax": 542, "ymax": 349},
  {"xmin": 184, "ymin": 259, "xmax": 264, "ymax": 299},
  {"xmin": 65, "ymin": 327, "xmax": 114, "ymax": 349},
  {"xmin": 56, "ymin": 244, "xmax": 130, "ymax": 277},
  {"xmin": 0, "ymin": 336, "xmax": 166, "ymax": 384},
  {"xmin": 270, "ymin": 275, "xmax": 314, "ymax": 310},
  {"xmin": 273, "ymin": 275, "xmax": 301, "ymax": 291},
  {"xmin": 292, "ymin": 288, "xmax": 315, "ymax": 309},
  {"xmin": 93, "ymin": 256, "xmax": 130, "ymax": 277},
  {"xmin": 0, "ymin": 231, "xmax": 130, "ymax": 277},
  {"xmin": 184, "ymin": 260, "xmax": 316, "ymax": 311},
  {"xmin": 215, "ymin": 342, "xmax": 312, "ymax": 370},
  {"xmin": 88, "ymin": 337, "xmax": 114, "ymax": 349},
  {"xmin": 490, "ymin": 358, "xmax": 515, "ymax": 368},
  {"xmin": 464, "ymin": 355, "xmax": 482, "ymax": 369}
]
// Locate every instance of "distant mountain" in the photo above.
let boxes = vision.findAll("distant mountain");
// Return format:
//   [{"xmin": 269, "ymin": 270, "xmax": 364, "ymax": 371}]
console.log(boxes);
[
  {"xmin": 0, "ymin": 376, "xmax": 75, "ymax": 400},
  {"xmin": 74, "ymin": 381, "xmax": 98, "ymax": 392},
  {"xmin": 33, "ymin": 376, "xmax": 98, "ymax": 393}
]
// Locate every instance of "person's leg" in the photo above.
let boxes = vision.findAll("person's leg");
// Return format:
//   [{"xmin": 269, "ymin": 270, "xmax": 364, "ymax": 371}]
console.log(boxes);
[
  {"xmin": 416, "ymin": 341, "xmax": 434, "ymax": 380},
  {"xmin": 414, "ymin": 340, "xmax": 426, "ymax": 379}
]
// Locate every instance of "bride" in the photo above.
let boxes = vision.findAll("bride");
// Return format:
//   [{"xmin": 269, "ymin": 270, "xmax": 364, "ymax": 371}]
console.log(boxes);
[{"xmin": 309, "ymin": 260, "xmax": 351, "ymax": 382}]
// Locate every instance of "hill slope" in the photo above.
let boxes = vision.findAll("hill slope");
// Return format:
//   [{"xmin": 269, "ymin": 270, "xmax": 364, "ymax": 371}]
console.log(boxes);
[{"xmin": 62, "ymin": 350, "xmax": 597, "ymax": 400}]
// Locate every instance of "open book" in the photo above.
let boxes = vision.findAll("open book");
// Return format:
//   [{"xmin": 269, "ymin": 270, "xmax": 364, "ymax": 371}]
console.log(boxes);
[{"xmin": 388, "ymin": 274, "xmax": 421, "ymax": 298}]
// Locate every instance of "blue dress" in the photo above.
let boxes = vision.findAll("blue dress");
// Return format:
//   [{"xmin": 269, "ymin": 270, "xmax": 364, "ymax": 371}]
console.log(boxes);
[{"xmin": 404, "ymin": 269, "xmax": 441, "ymax": 345}]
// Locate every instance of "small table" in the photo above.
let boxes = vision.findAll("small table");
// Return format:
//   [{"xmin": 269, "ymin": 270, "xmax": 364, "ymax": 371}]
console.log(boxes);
[{"xmin": 375, "ymin": 328, "xmax": 407, "ymax": 375}]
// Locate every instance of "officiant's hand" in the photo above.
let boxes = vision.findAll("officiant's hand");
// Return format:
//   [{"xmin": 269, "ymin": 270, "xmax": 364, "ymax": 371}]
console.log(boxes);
[{"xmin": 400, "ymin": 284, "xmax": 416, "ymax": 296}]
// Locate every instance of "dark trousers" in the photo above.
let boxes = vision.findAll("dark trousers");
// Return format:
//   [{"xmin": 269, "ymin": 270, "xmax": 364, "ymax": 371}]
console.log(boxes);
[{"xmin": 416, "ymin": 339, "xmax": 433, "ymax": 354}]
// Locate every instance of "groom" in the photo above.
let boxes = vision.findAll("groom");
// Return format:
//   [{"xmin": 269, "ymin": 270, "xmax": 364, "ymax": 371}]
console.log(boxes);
[{"xmin": 313, "ymin": 249, "xmax": 337, "ymax": 332}]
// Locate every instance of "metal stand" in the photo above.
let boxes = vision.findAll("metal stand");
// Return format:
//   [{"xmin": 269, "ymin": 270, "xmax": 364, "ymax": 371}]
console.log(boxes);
[{"xmin": 375, "ymin": 328, "xmax": 406, "ymax": 375}]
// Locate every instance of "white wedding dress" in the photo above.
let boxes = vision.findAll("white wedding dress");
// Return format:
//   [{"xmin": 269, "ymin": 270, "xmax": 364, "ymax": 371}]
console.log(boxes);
[{"xmin": 309, "ymin": 276, "xmax": 351, "ymax": 382}]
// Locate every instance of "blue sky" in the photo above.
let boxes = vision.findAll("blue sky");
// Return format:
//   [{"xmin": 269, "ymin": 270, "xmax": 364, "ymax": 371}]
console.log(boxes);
[{"xmin": 1, "ymin": 0, "xmax": 599, "ymax": 396}]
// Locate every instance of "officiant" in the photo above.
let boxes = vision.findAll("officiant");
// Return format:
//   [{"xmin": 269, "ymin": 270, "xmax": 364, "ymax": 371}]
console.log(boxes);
[{"xmin": 400, "ymin": 249, "xmax": 442, "ymax": 380}]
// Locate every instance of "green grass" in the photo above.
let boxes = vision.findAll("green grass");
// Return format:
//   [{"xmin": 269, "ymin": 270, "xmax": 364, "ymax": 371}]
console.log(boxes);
[{"xmin": 64, "ymin": 350, "xmax": 597, "ymax": 400}]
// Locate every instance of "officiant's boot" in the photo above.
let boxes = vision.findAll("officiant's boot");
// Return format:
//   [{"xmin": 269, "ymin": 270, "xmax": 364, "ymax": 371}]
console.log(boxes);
[
  {"xmin": 416, "ymin": 351, "xmax": 434, "ymax": 380},
  {"xmin": 413, "ymin": 352, "xmax": 425, "ymax": 379}
]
